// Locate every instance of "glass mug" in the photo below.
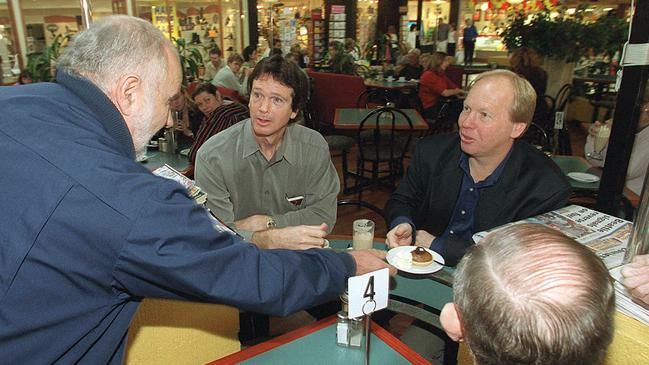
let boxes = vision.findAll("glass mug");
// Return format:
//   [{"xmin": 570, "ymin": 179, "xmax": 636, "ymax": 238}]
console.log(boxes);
[{"xmin": 352, "ymin": 219, "xmax": 375, "ymax": 250}]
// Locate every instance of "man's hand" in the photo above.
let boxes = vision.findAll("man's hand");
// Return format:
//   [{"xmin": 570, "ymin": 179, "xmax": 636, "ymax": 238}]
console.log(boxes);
[
  {"xmin": 385, "ymin": 223, "xmax": 413, "ymax": 248},
  {"xmin": 415, "ymin": 230, "xmax": 436, "ymax": 248},
  {"xmin": 621, "ymin": 255, "xmax": 649, "ymax": 305},
  {"xmin": 235, "ymin": 215, "xmax": 269, "ymax": 232},
  {"xmin": 251, "ymin": 223, "xmax": 329, "ymax": 250},
  {"xmin": 348, "ymin": 249, "xmax": 397, "ymax": 276}
]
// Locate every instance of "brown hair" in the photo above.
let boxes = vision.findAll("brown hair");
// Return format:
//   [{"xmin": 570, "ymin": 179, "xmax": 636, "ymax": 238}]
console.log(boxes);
[
  {"xmin": 248, "ymin": 54, "xmax": 308, "ymax": 119},
  {"xmin": 227, "ymin": 53, "xmax": 244, "ymax": 64},
  {"xmin": 454, "ymin": 224, "xmax": 615, "ymax": 365},
  {"xmin": 471, "ymin": 69, "xmax": 536, "ymax": 127},
  {"xmin": 422, "ymin": 51, "xmax": 447, "ymax": 74}
]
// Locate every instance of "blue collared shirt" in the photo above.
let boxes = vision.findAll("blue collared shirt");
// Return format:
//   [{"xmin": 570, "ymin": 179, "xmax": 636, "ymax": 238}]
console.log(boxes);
[{"xmin": 430, "ymin": 148, "xmax": 513, "ymax": 253}]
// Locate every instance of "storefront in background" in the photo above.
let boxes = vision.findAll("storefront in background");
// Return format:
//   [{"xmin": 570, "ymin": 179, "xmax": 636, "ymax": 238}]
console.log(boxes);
[{"xmin": 0, "ymin": 0, "xmax": 250, "ymax": 85}]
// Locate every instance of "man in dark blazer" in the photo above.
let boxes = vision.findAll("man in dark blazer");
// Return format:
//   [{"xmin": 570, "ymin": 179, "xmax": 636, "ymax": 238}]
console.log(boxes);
[{"xmin": 385, "ymin": 69, "xmax": 571, "ymax": 266}]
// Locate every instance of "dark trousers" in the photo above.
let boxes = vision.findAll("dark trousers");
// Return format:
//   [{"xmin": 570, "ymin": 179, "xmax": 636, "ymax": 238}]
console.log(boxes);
[
  {"xmin": 447, "ymin": 43, "xmax": 456, "ymax": 57},
  {"xmin": 463, "ymin": 41, "xmax": 475, "ymax": 64}
]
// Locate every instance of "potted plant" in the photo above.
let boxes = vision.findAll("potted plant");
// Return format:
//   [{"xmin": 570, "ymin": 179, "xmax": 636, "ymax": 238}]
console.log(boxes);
[
  {"xmin": 26, "ymin": 34, "xmax": 70, "ymax": 82},
  {"xmin": 174, "ymin": 37, "xmax": 204, "ymax": 84},
  {"xmin": 501, "ymin": 10, "xmax": 627, "ymax": 97}
]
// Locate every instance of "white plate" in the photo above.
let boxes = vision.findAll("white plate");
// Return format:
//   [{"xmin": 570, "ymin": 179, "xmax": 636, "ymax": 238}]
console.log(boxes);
[
  {"xmin": 567, "ymin": 172, "xmax": 600, "ymax": 183},
  {"xmin": 386, "ymin": 246, "xmax": 445, "ymax": 274}
]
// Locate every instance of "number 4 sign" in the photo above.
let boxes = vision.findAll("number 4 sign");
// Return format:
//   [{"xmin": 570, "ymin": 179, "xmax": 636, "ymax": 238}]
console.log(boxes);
[{"xmin": 347, "ymin": 268, "xmax": 389, "ymax": 319}]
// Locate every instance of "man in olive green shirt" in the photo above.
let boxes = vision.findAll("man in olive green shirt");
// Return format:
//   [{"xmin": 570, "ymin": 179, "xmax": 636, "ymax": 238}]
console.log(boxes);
[{"xmin": 195, "ymin": 55, "xmax": 339, "ymax": 250}]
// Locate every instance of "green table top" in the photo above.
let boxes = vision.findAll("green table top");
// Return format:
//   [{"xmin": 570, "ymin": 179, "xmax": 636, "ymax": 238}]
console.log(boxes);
[
  {"xmin": 233, "ymin": 321, "xmax": 418, "ymax": 365},
  {"xmin": 330, "ymin": 240, "xmax": 454, "ymax": 311},
  {"xmin": 142, "ymin": 149, "xmax": 189, "ymax": 172},
  {"xmin": 334, "ymin": 108, "xmax": 428, "ymax": 130},
  {"xmin": 551, "ymin": 155, "xmax": 599, "ymax": 191}
]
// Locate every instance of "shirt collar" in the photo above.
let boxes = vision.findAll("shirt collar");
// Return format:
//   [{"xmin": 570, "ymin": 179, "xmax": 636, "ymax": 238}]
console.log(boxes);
[
  {"xmin": 56, "ymin": 70, "xmax": 135, "ymax": 159},
  {"xmin": 459, "ymin": 146, "xmax": 514, "ymax": 188},
  {"xmin": 241, "ymin": 120, "xmax": 297, "ymax": 165}
]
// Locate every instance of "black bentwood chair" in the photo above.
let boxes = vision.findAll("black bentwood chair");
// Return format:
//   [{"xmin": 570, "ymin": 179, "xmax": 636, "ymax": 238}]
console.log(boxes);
[{"xmin": 354, "ymin": 107, "xmax": 414, "ymax": 201}]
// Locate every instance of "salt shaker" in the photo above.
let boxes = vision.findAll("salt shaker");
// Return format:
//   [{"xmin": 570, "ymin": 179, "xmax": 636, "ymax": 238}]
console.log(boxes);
[{"xmin": 336, "ymin": 311, "xmax": 350, "ymax": 346}]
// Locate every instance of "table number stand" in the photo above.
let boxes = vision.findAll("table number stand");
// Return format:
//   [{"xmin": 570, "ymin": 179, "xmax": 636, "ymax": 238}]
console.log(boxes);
[{"xmin": 347, "ymin": 268, "xmax": 390, "ymax": 365}]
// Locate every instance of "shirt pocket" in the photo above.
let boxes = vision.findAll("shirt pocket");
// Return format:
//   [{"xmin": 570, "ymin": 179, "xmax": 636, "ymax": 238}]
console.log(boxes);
[{"xmin": 282, "ymin": 192, "xmax": 311, "ymax": 211}]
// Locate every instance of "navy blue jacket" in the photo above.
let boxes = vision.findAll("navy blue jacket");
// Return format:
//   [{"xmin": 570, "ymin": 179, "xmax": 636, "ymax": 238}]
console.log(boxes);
[{"xmin": 0, "ymin": 71, "xmax": 355, "ymax": 364}]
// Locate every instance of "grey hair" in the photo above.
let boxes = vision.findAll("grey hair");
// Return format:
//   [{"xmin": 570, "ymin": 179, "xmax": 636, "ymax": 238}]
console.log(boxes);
[
  {"xmin": 454, "ymin": 223, "xmax": 615, "ymax": 365},
  {"xmin": 57, "ymin": 15, "xmax": 175, "ymax": 93}
]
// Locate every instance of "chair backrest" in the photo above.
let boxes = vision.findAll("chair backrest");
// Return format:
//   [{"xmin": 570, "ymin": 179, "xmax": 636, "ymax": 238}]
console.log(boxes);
[
  {"xmin": 357, "ymin": 107, "xmax": 414, "ymax": 163},
  {"xmin": 521, "ymin": 122, "xmax": 550, "ymax": 151},
  {"xmin": 306, "ymin": 70, "xmax": 368, "ymax": 127},
  {"xmin": 554, "ymin": 83, "xmax": 572, "ymax": 113},
  {"xmin": 356, "ymin": 88, "xmax": 391, "ymax": 109}
]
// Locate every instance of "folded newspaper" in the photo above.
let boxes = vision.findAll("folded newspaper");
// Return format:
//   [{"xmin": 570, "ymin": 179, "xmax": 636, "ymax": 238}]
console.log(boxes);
[
  {"xmin": 152, "ymin": 165, "xmax": 240, "ymax": 238},
  {"xmin": 473, "ymin": 205, "xmax": 649, "ymax": 325},
  {"xmin": 152, "ymin": 164, "xmax": 207, "ymax": 205}
]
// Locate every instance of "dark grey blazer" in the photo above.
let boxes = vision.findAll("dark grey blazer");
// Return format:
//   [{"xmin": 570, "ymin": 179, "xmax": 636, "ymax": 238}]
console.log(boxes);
[{"xmin": 385, "ymin": 133, "xmax": 572, "ymax": 266}]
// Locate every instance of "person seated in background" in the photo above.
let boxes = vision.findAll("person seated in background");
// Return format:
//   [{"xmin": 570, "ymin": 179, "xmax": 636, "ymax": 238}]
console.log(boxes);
[
  {"xmin": 418, "ymin": 51, "xmax": 465, "ymax": 121},
  {"xmin": 16, "ymin": 70, "xmax": 33, "ymax": 85},
  {"xmin": 290, "ymin": 43, "xmax": 309, "ymax": 68},
  {"xmin": 202, "ymin": 46, "xmax": 225, "ymax": 82},
  {"xmin": 285, "ymin": 52, "xmax": 311, "ymax": 98},
  {"xmin": 195, "ymin": 55, "xmax": 339, "ymax": 249},
  {"xmin": 169, "ymin": 86, "xmax": 203, "ymax": 149},
  {"xmin": 441, "ymin": 224, "xmax": 615, "ymax": 365},
  {"xmin": 211, "ymin": 53, "xmax": 251, "ymax": 96},
  {"xmin": 326, "ymin": 40, "xmax": 355, "ymax": 75},
  {"xmin": 509, "ymin": 47, "xmax": 550, "ymax": 129},
  {"xmin": 585, "ymin": 84, "xmax": 649, "ymax": 195},
  {"xmin": 344, "ymin": 38, "xmax": 360, "ymax": 61},
  {"xmin": 185, "ymin": 82, "xmax": 249, "ymax": 178},
  {"xmin": 395, "ymin": 48, "xmax": 423, "ymax": 81},
  {"xmin": 622, "ymin": 254, "xmax": 649, "ymax": 306},
  {"xmin": 386, "ymin": 70, "xmax": 571, "ymax": 266},
  {"xmin": 240, "ymin": 45, "xmax": 258, "ymax": 82}
]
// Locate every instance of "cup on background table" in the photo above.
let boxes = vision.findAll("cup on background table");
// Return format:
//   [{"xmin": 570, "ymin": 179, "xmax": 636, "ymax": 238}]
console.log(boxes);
[
  {"xmin": 386, "ymin": 76, "xmax": 395, "ymax": 82},
  {"xmin": 352, "ymin": 219, "xmax": 375, "ymax": 250}
]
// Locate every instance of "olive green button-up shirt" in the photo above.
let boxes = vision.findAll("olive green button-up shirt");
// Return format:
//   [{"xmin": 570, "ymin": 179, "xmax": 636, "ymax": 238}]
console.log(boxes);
[{"xmin": 195, "ymin": 119, "xmax": 340, "ymax": 240}]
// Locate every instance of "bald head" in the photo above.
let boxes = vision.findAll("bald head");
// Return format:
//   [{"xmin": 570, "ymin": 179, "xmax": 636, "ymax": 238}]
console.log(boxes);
[{"xmin": 453, "ymin": 224, "xmax": 615, "ymax": 365}]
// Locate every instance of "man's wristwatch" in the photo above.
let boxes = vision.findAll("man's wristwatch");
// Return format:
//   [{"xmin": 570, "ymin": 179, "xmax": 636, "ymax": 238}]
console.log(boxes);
[{"xmin": 266, "ymin": 216, "xmax": 276, "ymax": 229}]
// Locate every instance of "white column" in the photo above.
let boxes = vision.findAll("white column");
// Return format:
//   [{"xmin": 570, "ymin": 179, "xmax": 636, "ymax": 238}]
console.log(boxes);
[
  {"xmin": 8, "ymin": 0, "xmax": 26, "ymax": 67},
  {"xmin": 126, "ymin": 0, "xmax": 135, "ymax": 16},
  {"xmin": 79, "ymin": 0, "xmax": 93, "ymax": 29}
]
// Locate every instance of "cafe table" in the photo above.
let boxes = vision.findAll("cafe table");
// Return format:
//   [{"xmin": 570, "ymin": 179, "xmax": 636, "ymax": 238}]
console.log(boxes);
[
  {"xmin": 364, "ymin": 79, "xmax": 419, "ymax": 91},
  {"xmin": 447, "ymin": 63, "xmax": 499, "ymax": 88},
  {"xmin": 141, "ymin": 148, "xmax": 189, "ymax": 171},
  {"xmin": 334, "ymin": 108, "xmax": 428, "ymax": 131},
  {"xmin": 206, "ymin": 316, "xmax": 430, "ymax": 365},
  {"xmin": 550, "ymin": 155, "xmax": 639, "ymax": 207}
]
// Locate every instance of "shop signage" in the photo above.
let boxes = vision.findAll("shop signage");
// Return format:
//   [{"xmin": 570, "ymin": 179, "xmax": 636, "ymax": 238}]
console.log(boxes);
[{"xmin": 331, "ymin": 5, "xmax": 346, "ymax": 14}]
